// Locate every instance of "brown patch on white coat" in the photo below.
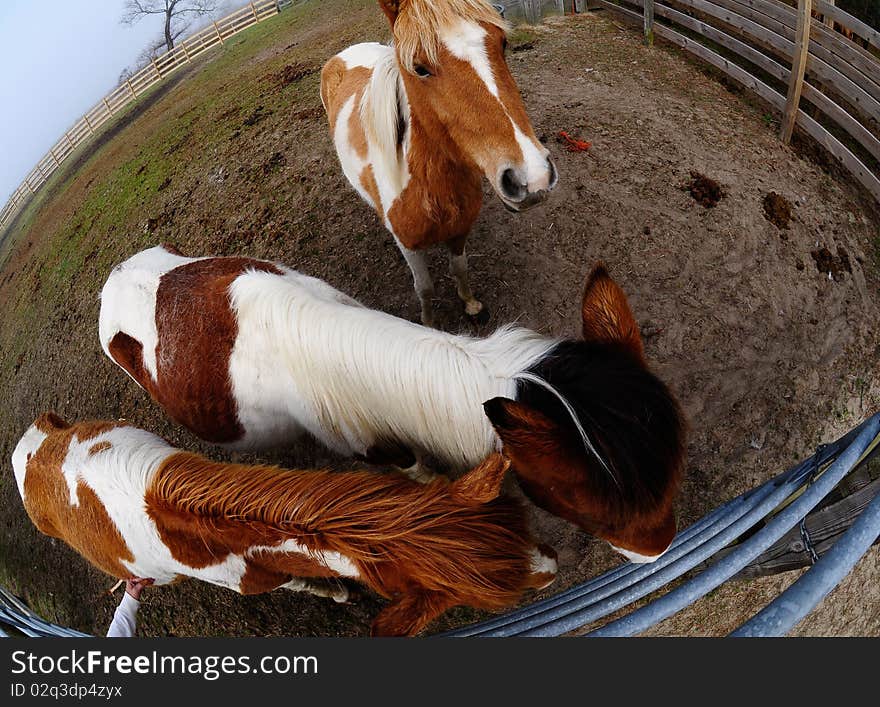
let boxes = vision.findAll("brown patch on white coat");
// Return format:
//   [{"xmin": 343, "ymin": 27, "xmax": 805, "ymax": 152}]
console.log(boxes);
[{"xmin": 106, "ymin": 256, "xmax": 282, "ymax": 444}]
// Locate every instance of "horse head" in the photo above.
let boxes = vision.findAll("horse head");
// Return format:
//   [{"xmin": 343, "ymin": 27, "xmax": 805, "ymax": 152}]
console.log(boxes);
[
  {"xmin": 484, "ymin": 265, "xmax": 687, "ymax": 562},
  {"xmin": 380, "ymin": 0, "xmax": 557, "ymax": 211}
]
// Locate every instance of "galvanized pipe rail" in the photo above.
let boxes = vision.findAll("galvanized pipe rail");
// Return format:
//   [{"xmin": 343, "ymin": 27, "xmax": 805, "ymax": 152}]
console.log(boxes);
[{"xmin": 442, "ymin": 411, "xmax": 880, "ymax": 637}]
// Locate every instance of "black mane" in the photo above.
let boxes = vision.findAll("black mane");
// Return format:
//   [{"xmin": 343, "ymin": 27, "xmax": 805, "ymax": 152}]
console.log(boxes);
[{"xmin": 520, "ymin": 340, "xmax": 685, "ymax": 511}]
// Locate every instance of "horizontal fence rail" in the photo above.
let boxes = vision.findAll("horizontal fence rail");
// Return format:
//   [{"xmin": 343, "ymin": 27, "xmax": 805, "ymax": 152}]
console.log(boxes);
[
  {"xmin": 594, "ymin": 0, "xmax": 880, "ymax": 204},
  {"xmin": 0, "ymin": 587, "xmax": 90, "ymax": 638},
  {"xmin": 0, "ymin": 0, "xmax": 287, "ymax": 233}
]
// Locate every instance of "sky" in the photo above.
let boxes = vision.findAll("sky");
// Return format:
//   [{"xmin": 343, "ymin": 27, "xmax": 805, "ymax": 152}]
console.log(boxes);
[{"xmin": 0, "ymin": 1, "xmax": 176, "ymax": 204}]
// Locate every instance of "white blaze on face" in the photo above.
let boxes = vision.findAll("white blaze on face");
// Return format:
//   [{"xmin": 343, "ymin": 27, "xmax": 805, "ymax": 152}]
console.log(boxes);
[
  {"xmin": 439, "ymin": 20, "xmax": 552, "ymax": 194},
  {"xmin": 441, "ymin": 20, "xmax": 499, "ymax": 97},
  {"xmin": 11, "ymin": 424, "xmax": 48, "ymax": 500}
]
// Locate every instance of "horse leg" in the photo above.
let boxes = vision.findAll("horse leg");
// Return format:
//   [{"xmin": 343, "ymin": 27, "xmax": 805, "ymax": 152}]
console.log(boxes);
[
  {"xmin": 281, "ymin": 578, "xmax": 350, "ymax": 604},
  {"xmin": 399, "ymin": 450, "xmax": 442, "ymax": 484},
  {"xmin": 360, "ymin": 443, "xmax": 438, "ymax": 483},
  {"xmin": 446, "ymin": 236, "xmax": 488, "ymax": 324},
  {"xmin": 396, "ymin": 240, "xmax": 435, "ymax": 327},
  {"xmin": 400, "ymin": 460, "xmax": 440, "ymax": 484}
]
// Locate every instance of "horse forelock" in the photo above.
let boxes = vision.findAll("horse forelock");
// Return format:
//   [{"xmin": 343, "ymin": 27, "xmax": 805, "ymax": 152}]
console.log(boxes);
[{"xmin": 393, "ymin": 0, "xmax": 508, "ymax": 73}]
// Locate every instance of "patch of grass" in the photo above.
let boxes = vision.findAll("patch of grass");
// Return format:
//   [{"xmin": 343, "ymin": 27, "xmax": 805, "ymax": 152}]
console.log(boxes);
[{"xmin": 509, "ymin": 27, "xmax": 538, "ymax": 48}]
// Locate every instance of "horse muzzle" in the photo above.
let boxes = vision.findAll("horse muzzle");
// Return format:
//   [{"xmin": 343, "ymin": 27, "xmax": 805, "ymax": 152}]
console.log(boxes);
[{"xmin": 497, "ymin": 158, "xmax": 558, "ymax": 212}]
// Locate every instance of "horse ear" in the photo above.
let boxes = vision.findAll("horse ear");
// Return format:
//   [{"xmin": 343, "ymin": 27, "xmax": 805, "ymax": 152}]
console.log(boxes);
[
  {"xmin": 581, "ymin": 263, "xmax": 644, "ymax": 361},
  {"xmin": 34, "ymin": 412, "xmax": 70, "ymax": 433},
  {"xmin": 483, "ymin": 398, "xmax": 558, "ymax": 452},
  {"xmin": 378, "ymin": 0, "xmax": 402, "ymax": 25},
  {"xmin": 107, "ymin": 332, "xmax": 148, "ymax": 385},
  {"xmin": 450, "ymin": 452, "xmax": 510, "ymax": 505}
]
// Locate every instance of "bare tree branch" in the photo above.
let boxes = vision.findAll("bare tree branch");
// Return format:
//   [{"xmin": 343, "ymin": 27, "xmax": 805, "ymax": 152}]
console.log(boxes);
[{"xmin": 121, "ymin": 0, "xmax": 217, "ymax": 51}]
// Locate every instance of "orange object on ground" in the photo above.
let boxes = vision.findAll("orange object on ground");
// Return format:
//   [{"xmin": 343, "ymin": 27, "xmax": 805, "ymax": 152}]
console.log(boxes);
[{"xmin": 558, "ymin": 130, "xmax": 592, "ymax": 152}]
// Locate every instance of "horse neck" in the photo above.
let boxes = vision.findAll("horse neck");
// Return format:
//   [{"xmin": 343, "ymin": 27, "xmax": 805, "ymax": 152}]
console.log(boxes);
[
  {"xmin": 69, "ymin": 425, "xmax": 174, "ymax": 498},
  {"xmin": 404, "ymin": 109, "xmax": 482, "ymax": 200}
]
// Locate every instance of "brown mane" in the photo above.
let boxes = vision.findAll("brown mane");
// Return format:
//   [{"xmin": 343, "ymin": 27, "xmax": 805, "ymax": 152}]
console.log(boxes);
[
  {"xmin": 146, "ymin": 453, "xmax": 539, "ymax": 606},
  {"xmin": 392, "ymin": 0, "xmax": 509, "ymax": 73}
]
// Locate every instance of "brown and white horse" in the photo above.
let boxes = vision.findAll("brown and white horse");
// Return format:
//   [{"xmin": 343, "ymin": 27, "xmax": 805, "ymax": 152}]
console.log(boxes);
[
  {"xmin": 12, "ymin": 414, "xmax": 556, "ymax": 636},
  {"xmin": 320, "ymin": 0, "xmax": 557, "ymax": 325},
  {"xmin": 99, "ymin": 245, "xmax": 685, "ymax": 562}
]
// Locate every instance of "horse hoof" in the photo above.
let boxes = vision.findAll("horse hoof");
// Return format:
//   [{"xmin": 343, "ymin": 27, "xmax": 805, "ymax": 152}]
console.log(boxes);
[
  {"xmin": 338, "ymin": 586, "xmax": 359, "ymax": 604},
  {"xmin": 468, "ymin": 307, "xmax": 490, "ymax": 326}
]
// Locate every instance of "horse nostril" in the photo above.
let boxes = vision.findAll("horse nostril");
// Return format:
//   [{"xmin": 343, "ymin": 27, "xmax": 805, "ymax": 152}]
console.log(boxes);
[
  {"xmin": 548, "ymin": 159, "xmax": 558, "ymax": 189},
  {"xmin": 501, "ymin": 169, "xmax": 526, "ymax": 201}
]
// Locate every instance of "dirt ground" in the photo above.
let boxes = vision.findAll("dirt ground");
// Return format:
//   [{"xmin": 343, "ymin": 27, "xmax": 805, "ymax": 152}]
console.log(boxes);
[{"xmin": 1, "ymin": 5, "xmax": 879, "ymax": 637}]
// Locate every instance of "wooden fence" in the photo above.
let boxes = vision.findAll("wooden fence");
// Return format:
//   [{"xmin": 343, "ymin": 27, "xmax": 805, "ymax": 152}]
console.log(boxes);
[
  {"xmin": 0, "ymin": 0, "xmax": 292, "ymax": 232},
  {"xmin": 5, "ymin": 1, "xmax": 878, "ymax": 232},
  {"xmin": 593, "ymin": 0, "xmax": 880, "ymax": 204}
]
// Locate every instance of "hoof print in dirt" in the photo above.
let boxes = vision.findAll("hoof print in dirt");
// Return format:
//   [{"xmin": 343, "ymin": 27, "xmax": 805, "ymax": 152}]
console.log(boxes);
[
  {"xmin": 685, "ymin": 171, "xmax": 725, "ymax": 208},
  {"xmin": 763, "ymin": 192, "xmax": 793, "ymax": 230},
  {"xmin": 810, "ymin": 246, "xmax": 852, "ymax": 282}
]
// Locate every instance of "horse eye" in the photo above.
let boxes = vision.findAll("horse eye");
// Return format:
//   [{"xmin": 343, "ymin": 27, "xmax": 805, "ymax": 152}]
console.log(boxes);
[
  {"xmin": 502, "ymin": 37, "xmax": 508, "ymax": 51},
  {"xmin": 414, "ymin": 65, "xmax": 432, "ymax": 78}
]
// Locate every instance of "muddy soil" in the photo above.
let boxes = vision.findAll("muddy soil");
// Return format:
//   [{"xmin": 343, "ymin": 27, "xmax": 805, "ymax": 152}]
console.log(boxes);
[
  {"xmin": 685, "ymin": 171, "xmax": 724, "ymax": 208},
  {"xmin": 1, "ymin": 9, "xmax": 879, "ymax": 637},
  {"xmin": 763, "ymin": 191, "xmax": 794, "ymax": 229}
]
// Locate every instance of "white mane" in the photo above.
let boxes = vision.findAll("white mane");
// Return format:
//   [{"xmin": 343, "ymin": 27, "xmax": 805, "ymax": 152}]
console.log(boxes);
[
  {"xmin": 360, "ymin": 47, "xmax": 411, "ymax": 197},
  {"xmin": 227, "ymin": 270, "xmax": 557, "ymax": 469}
]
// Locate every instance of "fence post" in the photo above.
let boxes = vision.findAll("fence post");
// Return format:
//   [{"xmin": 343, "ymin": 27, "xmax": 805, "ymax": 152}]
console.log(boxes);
[
  {"xmin": 213, "ymin": 21, "xmax": 225, "ymax": 44},
  {"xmin": 644, "ymin": 0, "xmax": 654, "ymax": 46},
  {"xmin": 126, "ymin": 79, "xmax": 137, "ymax": 99},
  {"xmin": 823, "ymin": 0, "xmax": 834, "ymax": 29},
  {"xmin": 780, "ymin": 0, "xmax": 812, "ymax": 144},
  {"xmin": 151, "ymin": 57, "xmax": 163, "ymax": 80},
  {"xmin": 250, "ymin": 2, "xmax": 259, "ymax": 21}
]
